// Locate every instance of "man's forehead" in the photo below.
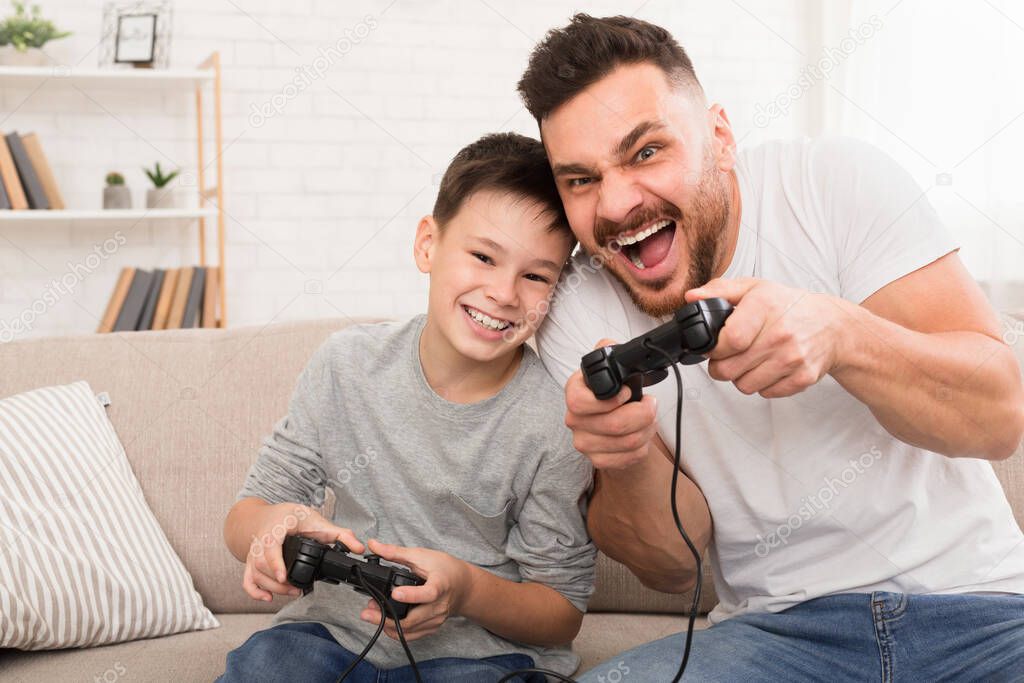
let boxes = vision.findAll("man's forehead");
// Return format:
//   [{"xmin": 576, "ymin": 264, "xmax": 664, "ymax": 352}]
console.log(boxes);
[{"xmin": 540, "ymin": 63, "xmax": 691, "ymax": 160}]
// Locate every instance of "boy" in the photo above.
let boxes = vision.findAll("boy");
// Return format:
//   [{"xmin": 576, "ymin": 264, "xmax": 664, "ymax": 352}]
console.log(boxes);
[{"xmin": 219, "ymin": 133, "xmax": 596, "ymax": 682}]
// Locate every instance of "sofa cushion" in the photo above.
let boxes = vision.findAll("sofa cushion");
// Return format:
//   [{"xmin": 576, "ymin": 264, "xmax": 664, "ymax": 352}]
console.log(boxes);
[
  {"xmin": 0, "ymin": 611, "xmax": 701, "ymax": 681},
  {"xmin": 0, "ymin": 381, "xmax": 218, "ymax": 649}
]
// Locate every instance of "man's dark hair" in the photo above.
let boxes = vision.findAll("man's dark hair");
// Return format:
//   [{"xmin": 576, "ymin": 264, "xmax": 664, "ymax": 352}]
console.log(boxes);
[
  {"xmin": 517, "ymin": 14, "xmax": 703, "ymax": 123},
  {"xmin": 433, "ymin": 132, "xmax": 573, "ymax": 244}
]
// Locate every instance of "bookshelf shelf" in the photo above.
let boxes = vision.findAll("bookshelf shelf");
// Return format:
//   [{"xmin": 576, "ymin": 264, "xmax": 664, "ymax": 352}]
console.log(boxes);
[
  {"xmin": 0, "ymin": 65, "xmax": 214, "ymax": 88},
  {"xmin": 0, "ymin": 208, "xmax": 217, "ymax": 224}
]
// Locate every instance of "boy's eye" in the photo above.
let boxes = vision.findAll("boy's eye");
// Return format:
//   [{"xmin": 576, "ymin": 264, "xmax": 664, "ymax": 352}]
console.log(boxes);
[
  {"xmin": 636, "ymin": 145, "xmax": 657, "ymax": 162},
  {"xmin": 472, "ymin": 252, "xmax": 493, "ymax": 265},
  {"xmin": 524, "ymin": 273, "xmax": 550, "ymax": 284}
]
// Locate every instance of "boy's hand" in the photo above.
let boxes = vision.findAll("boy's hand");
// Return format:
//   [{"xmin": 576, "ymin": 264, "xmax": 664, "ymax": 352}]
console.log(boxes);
[
  {"xmin": 244, "ymin": 503, "xmax": 365, "ymax": 603},
  {"xmin": 359, "ymin": 539, "xmax": 471, "ymax": 642}
]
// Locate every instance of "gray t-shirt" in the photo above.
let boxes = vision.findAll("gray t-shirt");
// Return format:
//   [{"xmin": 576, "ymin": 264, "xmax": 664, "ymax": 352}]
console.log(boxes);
[{"xmin": 237, "ymin": 315, "xmax": 596, "ymax": 675}]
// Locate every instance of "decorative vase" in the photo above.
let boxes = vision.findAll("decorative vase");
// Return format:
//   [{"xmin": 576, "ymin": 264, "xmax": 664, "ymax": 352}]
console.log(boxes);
[
  {"xmin": 0, "ymin": 46, "xmax": 51, "ymax": 67},
  {"xmin": 103, "ymin": 186, "xmax": 131, "ymax": 209},
  {"xmin": 146, "ymin": 187, "xmax": 182, "ymax": 209}
]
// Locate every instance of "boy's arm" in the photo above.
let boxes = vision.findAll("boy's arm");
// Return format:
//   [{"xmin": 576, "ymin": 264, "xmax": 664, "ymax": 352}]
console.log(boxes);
[
  {"xmin": 363, "ymin": 540, "xmax": 582, "ymax": 647},
  {"xmin": 460, "ymin": 563, "xmax": 583, "ymax": 645}
]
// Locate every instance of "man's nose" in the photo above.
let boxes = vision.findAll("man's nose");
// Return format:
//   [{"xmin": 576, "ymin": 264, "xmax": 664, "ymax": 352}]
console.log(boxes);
[{"xmin": 596, "ymin": 169, "xmax": 643, "ymax": 226}]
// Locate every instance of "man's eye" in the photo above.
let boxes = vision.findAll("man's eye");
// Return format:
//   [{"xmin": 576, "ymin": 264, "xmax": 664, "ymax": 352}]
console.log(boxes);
[
  {"xmin": 568, "ymin": 177, "xmax": 592, "ymax": 188},
  {"xmin": 524, "ymin": 273, "xmax": 550, "ymax": 284},
  {"xmin": 636, "ymin": 146, "xmax": 657, "ymax": 162},
  {"xmin": 472, "ymin": 252, "xmax": 493, "ymax": 265}
]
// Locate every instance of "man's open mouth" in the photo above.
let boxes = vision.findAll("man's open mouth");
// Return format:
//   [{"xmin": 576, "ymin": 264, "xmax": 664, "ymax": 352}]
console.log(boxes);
[
  {"xmin": 462, "ymin": 305, "xmax": 512, "ymax": 331},
  {"xmin": 613, "ymin": 218, "xmax": 677, "ymax": 271}
]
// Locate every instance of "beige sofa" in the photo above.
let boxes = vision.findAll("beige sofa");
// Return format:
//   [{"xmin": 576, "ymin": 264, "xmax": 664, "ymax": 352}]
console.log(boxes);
[{"xmin": 1, "ymin": 314, "xmax": 1022, "ymax": 682}]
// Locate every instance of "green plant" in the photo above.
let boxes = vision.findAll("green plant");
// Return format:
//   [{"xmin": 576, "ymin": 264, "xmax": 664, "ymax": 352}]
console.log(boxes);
[
  {"xmin": 0, "ymin": 1, "xmax": 71, "ymax": 52},
  {"xmin": 105, "ymin": 172, "xmax": 124, "ymax": 187},
  {"xmin": 143, "ymin": 162, "xmax": 179, "ymax": 189}
]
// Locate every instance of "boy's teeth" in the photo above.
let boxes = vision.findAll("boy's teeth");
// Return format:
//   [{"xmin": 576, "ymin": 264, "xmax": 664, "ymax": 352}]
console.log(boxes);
[
  {"xmin": 617, "ymin": 219, "xmax": 672, "ymax": 246},
  {"xmin": 466, "ymin": 306, "xmax": 510, "ymax": 331}
]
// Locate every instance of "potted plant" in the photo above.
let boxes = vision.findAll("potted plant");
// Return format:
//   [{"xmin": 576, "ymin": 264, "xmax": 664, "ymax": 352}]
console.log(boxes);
[
  {"xmin": 143, "ymin": 162, "xmax": 181, "ymax": 209},
  {"xmin": 0, "ymin": 1, "xmax": 71, "ymax": 67},
  {"xmin": 103, "ymin": 172, "xmax": 130, "ymax": 209}
]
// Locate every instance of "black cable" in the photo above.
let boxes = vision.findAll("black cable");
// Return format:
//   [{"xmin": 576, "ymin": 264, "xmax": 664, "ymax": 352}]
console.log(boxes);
[
  {"xmin": 644, "ymin": 338, "xmax": 703, "ymax": 682},
  {"xmin": 334, "ymin": 566, "xmax": 386, "ymax": 682}
]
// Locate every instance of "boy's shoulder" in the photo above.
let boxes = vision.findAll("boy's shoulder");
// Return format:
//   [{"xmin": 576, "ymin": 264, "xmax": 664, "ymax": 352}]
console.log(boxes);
[{"xmin": 317, "ymin": 316, "xmax": 422, "ymax": 365}]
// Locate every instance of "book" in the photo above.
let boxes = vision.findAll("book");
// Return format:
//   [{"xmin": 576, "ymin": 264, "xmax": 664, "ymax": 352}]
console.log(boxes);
[
  {"xmin": 182, "ymin": 266, "xmax": 206, "ymax": 328},
  {"xmin": 21, "ymin": 133, "xmax": 64, "ymax": 210},
  {"xmin": 202, "ymin": 265, "xmax": 218, "ymax": 328},
  {"xmin": 4, "ymin": 132, "xmax": 48, "ymax": 210},
  {"xmin": 151, "ymin": 267, "xmax": 179, "ymax": 330},
  {"xmin": 113, "ymin": 269, "xmax": 154, "ymax": 332},
  {"xmin": 0, "ymin": 166, "xmax": 8, "ymax": 209},
  {"xmin": 166, "ymin": 266, "xmax": 194, "ymax": 330},
  {"xmin": 136, "ymin": 268, "xmax": 165, "ymax": 330},
  {"xmin": 0, "ymin": 135, "xmax": 28, "ymax": 210},
  {"xmin": 97, "ymin": 267, "xmax": 135, "ymax": 333}
]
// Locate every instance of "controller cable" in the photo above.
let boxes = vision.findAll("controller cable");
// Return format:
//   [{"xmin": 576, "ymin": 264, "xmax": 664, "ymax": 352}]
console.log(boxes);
[
  {"xmin": 337, "ymin": 341, "xmax": 702, "ymax": 683},
  {"xmin": 335, "ymin": 566, "xmax": 423, "ymax": 683}
]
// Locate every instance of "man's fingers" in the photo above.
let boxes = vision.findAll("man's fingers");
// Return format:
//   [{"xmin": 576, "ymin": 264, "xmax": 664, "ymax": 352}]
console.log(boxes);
[
  {"xmin": 685, "ymin": 277, "xmax": 759, "ymax": 305},
  {"xmin": 707, "ymin": 304, "xmax": 767, "ymax": 360},
  {"xmin": 567, "ymin": 394, "xmax": 657, "ymax": 439}
]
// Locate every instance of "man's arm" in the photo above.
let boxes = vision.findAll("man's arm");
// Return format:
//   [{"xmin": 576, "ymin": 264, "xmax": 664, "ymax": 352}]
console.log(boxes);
[
  {"xmin": 832, "ymin": 252, "xmax": 1024, "ymax": 460},
  {"xmin": 563, "ymin": 366, "xmax": 713, "ymax": 593},
  {"xmin": 586, "ymin": 434, "xmax": 712, "ymax": 593},
  {"xmin": 688, "ymin": 253, "xmax": 1024, "ymax": 461}
]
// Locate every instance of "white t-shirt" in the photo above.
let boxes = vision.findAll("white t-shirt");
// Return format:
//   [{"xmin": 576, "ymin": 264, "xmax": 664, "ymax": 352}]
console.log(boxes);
[{"xmin": 536, "ymin": 136, "xmax": 1024, "ymax": 624}]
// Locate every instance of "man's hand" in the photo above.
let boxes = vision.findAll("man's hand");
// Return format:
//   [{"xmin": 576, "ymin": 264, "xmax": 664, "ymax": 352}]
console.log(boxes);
[
  {"xmin": 564, "ymin": 338, "xmax": 660, "ymax": 469},
  {"xmin": 243, "ymin": 503, "xmax": 364, "ymax": 603},
  {"xmin": 686, "ymin": 277, "xmax": 846, "ymax": 398},
  {"xmin": 359, "ymin": 539, "xmax": 471, "ymax": 642}
]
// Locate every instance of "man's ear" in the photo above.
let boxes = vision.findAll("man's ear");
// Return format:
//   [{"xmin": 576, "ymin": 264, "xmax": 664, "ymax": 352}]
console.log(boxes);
[
  {"xmin": 707, "ymin": 104, "xmax": 737, "ymax": 172},
  {"xmin": 413, "ymin": 215, "xmax": 438, "ymax": 274}
]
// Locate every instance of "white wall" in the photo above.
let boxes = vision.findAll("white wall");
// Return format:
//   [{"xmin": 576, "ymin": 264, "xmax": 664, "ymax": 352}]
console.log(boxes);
[{"xmin": 0, "ymin": 0, "xmax": 816, "ymax": 340}]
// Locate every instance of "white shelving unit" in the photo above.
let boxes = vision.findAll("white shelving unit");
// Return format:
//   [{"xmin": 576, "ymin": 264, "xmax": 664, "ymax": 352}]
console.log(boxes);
[{"xmin": 0, "ymin": 53, "xmax": 228, "ymax": 326}]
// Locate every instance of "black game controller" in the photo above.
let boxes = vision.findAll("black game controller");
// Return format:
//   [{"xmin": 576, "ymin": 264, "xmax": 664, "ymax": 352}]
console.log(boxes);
[
  {"xmin": 581, "ymin": 297, "xmax": 733, "ymax": 402},
  {"xmin": 282, "ymin": 535, "xmax": 425, "ymax": 619}
]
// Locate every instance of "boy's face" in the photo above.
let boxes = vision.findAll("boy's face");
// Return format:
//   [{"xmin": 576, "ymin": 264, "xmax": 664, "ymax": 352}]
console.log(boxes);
[{"xmin": 415, "ymin": 189, "xmax": 572, "ymax": 363}]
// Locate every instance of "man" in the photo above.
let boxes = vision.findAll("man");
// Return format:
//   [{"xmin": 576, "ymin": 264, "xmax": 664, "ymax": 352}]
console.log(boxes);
[{"xmin": 519, "ymin": 14, "xmax": 1024, "ymax": 681}]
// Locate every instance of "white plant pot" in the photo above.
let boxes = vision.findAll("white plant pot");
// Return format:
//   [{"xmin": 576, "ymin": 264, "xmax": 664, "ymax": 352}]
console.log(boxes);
[
  {"xmin": 0, "ymin": 46, "xmax": 51, "ymax": 67},
  {"xmin": 103, "ymin": 186, "xmax": 132, "ymax": 209},
  {"xmin": 146, "ymin": 187, "xmax": 183, "ymax": 209}
]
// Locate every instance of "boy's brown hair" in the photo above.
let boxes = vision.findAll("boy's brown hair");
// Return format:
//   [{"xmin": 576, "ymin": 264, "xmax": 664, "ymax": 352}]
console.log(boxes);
[
  {"xmin": 517, "ymin": 14, "xmax": 704, "ymax": 123},
  {"xmin": 433, "ymin": 132, "xmax": 575, "ymax": 248}
]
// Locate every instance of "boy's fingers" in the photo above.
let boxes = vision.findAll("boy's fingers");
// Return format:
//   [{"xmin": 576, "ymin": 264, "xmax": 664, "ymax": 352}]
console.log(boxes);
[
  {"xmin": 367, "ymin": 539, "xmax": 421, "ymax": 573},
  {"xmin": 390, "ymin": 583, "xmax": 436, "ymax": 605}
]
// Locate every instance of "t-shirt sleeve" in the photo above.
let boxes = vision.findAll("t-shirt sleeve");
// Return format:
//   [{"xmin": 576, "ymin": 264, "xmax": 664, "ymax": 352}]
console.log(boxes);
[
  {"xmin": 809, "ymin": 137, "xmax": 959, "ymax": 304},
  {"xmin": 505, "ymin": 432, "xmax": 596, "ymax": 613},
  {"xmin": 236, "ymin": 340, "xmax": 332, "ymax": 507}
]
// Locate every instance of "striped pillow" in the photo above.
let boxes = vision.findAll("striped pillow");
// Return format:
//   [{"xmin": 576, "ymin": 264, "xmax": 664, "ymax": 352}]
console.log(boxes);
[{"xmin": 0, "ymin": 381, "xmax": 219, "ymax": 649}]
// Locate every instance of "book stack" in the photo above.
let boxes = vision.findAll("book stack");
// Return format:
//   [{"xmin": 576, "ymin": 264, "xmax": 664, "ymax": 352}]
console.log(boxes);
[
  {"xmin": 97, "ymin": 266, "xmax": 220, "ymax": 332},
  {"xmin": 0, "ymin": 131, "xmax": 64, "ymax": 210}
]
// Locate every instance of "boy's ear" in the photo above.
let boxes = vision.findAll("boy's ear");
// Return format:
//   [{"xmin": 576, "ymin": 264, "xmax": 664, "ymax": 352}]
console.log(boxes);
[{"xmin": 413, "ymin": 215, "xmax": 438, "ymax": 274}]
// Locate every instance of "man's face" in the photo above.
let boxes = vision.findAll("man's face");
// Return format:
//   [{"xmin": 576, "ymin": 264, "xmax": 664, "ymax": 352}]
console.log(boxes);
[{"xmin": 541, "ymin": 62, "xmax": 736, "ymax": 318}]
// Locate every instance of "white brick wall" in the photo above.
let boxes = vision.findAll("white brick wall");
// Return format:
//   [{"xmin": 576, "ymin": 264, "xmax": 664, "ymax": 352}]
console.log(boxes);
[{"xmin": 0, "ymin": 0, "xmax": 815, "ymax": 340}]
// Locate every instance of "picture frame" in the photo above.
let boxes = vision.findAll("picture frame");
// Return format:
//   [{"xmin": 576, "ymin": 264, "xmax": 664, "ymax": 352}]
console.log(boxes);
[
  {"xmin": 115, "ymin": 13, "xmax": 156, "ymax": 64},
  {"xmin": 99, "ymin": 1, "xmax": 172, "ymax": 69}
]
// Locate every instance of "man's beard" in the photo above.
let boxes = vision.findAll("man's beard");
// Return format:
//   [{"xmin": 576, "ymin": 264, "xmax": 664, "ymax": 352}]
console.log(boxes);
[{"xmin": 594, "ymin": 161, "xmax": 731, "ymax": 318}]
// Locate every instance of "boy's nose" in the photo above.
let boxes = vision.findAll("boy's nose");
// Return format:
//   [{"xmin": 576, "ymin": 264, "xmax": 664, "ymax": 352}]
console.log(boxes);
[{"xmin": 484, "ymin": 274, "xmax": 519, "ymax": 308}]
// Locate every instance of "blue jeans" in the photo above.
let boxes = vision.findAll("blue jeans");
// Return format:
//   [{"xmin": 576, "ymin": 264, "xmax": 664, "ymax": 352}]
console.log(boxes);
[
  {"xmin": 216, "ymin": 621, "xmax": 544, "ymax": 682},
  {"xmin": 580, "ymin": 592, "xmax": 1024, "ymax": 682}
]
